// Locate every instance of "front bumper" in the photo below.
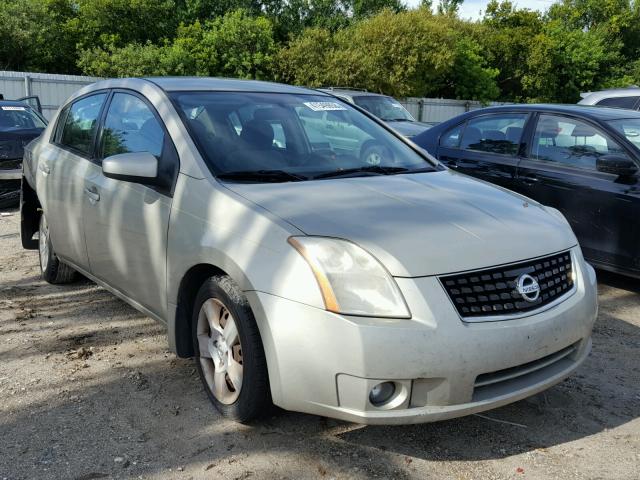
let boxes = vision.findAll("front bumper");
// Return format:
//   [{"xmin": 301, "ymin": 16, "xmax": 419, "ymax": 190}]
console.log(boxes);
[
  {"xmin": 0, "ymin": 169, "xmax": 21, "ymax": 180},
  {"xmin": 247, "ymin": 247, "xmax": 597, "ymax": 424}
]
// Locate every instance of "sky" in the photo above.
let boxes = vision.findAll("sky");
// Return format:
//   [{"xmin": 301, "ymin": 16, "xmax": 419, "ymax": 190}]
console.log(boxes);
[{"xmin": 405, "ymin": 0, "xmax": 557, "ymax": 20}]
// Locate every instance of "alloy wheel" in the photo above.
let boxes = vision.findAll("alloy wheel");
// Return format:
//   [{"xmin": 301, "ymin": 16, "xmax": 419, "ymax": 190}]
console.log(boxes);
[{"xmin": 196, "ymin": 298, "xmax": 243, "ymax": 404}]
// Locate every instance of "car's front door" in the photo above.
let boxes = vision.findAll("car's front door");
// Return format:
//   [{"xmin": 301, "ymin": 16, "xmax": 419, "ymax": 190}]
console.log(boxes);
[
  {"xmin": 38, "ymin": 92, "xmax": 108, "ymax": 271},
  {"xmin": 436, "ymin": 112, "xmax": 529, "ymax": 191},
  {"xmin": 517, "ymin": 113, "xmax": 640, "ymax": 271},
  {"xmin": 82, "ymin": 91, "xmax": 178, "ymax": 317}
]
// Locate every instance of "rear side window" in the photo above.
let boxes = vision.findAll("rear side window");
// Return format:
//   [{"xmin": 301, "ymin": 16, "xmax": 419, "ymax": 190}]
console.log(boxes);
[
  {"xmin": 101, "ymin": 93, "xmax": 164, "ymax": 159},
  {"xmin": 531, "ymin": 114, "xmax": 631, "ymax": 170},
  {"xmin": 60, "ymin": 93, "xmax": 107, "ymax": 155},
  {"xmin": 460, "ymin": 114, "xmax": 528, "ymax": 155},
  {"xmin": 596, "ymin": 96, "xmax": 639, "ymax": 109}
]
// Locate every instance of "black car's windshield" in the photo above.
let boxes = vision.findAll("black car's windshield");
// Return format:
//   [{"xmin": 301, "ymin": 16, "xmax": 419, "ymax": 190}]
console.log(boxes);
[
  {"xmin": 0, "ymin": 105, "xmax": 46, "ymax": 131},
  {"xmin": 607, "ymin": 119, "xmax": 640, "ymax": 149},
  {"xmin": 352, "ymin": 95, "xmax": 415, "ymax": 122},
  {"xmin": 170, "ymin": 92, "xmax": 434, "ymax": 182}
]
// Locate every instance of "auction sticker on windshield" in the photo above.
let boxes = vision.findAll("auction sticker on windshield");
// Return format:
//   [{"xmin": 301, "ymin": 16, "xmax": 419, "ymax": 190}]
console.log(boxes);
[
  {"xmin": 304, "ymin": 102, "xmax": 347, "ymax": 112},
  {"xmin": 1, "ymin": 106, "xmax": 26, "ymax": 111}
]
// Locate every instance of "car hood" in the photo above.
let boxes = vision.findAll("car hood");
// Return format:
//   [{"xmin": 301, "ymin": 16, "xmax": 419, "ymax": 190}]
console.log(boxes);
[
  {"xmin": 226, "ymin": 171, "xmax": 577, "ymax": 277},
  {"xmin": 385, "ymin": 121, "xmax": 430, "ymax": 138},
  {"xmin": 0, "ymin": 128, "xmax": 43, "ymax": 164}
]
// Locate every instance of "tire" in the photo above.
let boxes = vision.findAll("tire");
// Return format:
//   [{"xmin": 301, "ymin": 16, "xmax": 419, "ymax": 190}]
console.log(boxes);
[
  {"xmin": 360, "ymin": 142, "xmax": 391, "ymax": 166},
  {"xmin": 38, "ymin": 214, "xmax": 78, "ymax": 284},
  {"xmin": 192, "ymin": 275, "xmax": 271, "ymax": 422}
]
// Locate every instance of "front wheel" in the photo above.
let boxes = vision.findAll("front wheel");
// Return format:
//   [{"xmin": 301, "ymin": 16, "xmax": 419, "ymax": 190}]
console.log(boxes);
[
  {"xmin": 192, "ymin": 275, "xmax": 271, "ymax": 422},
  {"xmin": 38, "ymin": 214, "xmax": 78, "ymax": 284}
]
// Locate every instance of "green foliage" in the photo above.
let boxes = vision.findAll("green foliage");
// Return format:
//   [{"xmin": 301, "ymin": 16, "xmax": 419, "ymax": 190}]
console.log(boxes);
[
  {"xmin": 71, "ymin": 0, "xmax": 179, "ymax": 50},
  {"xmin": 277, "ymin": 8, "xmax": 498, "ymax": 101},
  {"xmin": 0, "ymin": 0, "xmax": 79, "ymax": 73},
  {"xmin": 4, "ymin": 0, "xmax": 640, "ymax": 103},
  {"xmin": 79, "ymin": 9, "xmax": 276, "ymax": 80},
  {"xmin": 437, "ymin": 0, "xmax": 464, "ymax": 15}
]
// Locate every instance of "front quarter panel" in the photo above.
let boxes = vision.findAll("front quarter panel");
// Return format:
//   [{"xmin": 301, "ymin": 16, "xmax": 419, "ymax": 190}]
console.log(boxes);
[{"xmin": 167, "ymin": 174, "xmax": 325, "ymax": 311}]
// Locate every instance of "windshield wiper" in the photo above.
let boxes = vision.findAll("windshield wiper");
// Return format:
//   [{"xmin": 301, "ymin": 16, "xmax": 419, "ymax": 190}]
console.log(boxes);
[
  {"xmin": 386, "ymin": 118, "xmax": 411, "ymax": 122},
  {"xmin": 217, "ymin": 170, "xmax": 308, "ymax": 183},
  {"xmin": 314, "ymin": 165, "xmax": 411, "ymax": 179}
]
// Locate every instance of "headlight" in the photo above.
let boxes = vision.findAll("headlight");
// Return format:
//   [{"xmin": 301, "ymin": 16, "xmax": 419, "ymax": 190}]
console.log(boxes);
[{"xmin": 288, "ymin": 236, "xmax": 410, "ymax": 318}]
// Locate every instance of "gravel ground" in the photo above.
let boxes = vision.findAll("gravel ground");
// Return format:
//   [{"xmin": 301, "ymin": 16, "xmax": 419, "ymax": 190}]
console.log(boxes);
[{"xmin": 0, "ymin": 209, "xmax": 638, "ymax": 480}]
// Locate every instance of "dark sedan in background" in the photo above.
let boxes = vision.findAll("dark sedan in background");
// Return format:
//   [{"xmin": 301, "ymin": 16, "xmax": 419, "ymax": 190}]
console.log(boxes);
[
  {"xmin": 0, "ymin": 99, "xmax": 47, "ymax": 208},
  {"xmin": 412, "ymin": 104, "xmax": 640, "ymax": 278}
]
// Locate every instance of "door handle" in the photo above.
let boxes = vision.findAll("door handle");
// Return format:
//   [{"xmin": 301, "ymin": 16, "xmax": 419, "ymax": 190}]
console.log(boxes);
[
  {"xmin": 521, "ymin": 174, "xmax": 539, "ymax": 185},
  {"xmin": 39, "ymin": 163, "xmax": 50, "ymax": 175},
  {"xmin": 84, "ymin": 186, "xmax": 100, "ymax": 203}
]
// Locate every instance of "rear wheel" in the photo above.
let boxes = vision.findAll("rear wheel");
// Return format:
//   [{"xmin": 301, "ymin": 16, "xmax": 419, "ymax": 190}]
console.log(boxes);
[
  {"xmin": 39, "ymin": 214, "xmax": 78, "ymax": 284},
  {"xmin": 192, "ymin": 275, "xmax": 271, "ymax": 422}
]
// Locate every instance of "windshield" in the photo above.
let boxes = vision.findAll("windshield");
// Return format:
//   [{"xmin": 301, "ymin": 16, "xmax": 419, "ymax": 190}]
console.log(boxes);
[
  {"xmin": 352, "ymin": 95, "xmax": 415, "ymax": 122},
  {"xmin": 170, "ymin": 92, "xmax": 435, "ymax": 182},
  {"xmin": 0, "ymin": 105, "xmax": 46, "ymax": 131},
  {"xmin": 608, "ymin": 119, "xmax": 640, "ymax": 149}
]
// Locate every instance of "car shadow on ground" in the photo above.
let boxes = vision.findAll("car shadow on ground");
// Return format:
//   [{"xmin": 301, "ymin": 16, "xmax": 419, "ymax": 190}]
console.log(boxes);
[{"xmin": 0, "ymin": 271, "xmax": 638, "ymax": 478}]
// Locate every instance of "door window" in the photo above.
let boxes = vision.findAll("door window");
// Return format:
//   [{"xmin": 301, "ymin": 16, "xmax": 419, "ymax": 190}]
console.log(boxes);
[
  {"xmin": 440, "ymin": 123, "xmax": 464, "ymax": 148},
  {"xmin": 531, "ymin": 114, "xmax": 631, "ymax": 170},
  {"xmin": 59, "ymin": 93, "xmax": 107, "ymax": 155},
  {"xmin": 101, "ymin": 93, "xmax": 164, "ymax": 159},
  {"xmin": 595, "ymin": 96, "xmax": 639, "ymax": 109},
  {"xmin": 459, "ymin": 114, "xmax": 527, "ymax": 155}
]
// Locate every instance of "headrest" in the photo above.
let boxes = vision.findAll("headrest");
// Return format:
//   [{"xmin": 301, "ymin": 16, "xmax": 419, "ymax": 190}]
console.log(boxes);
[
  {"xmin": 506, "ymin": 126, "xmax": 523, "ymax": 143},
  {"xmin": 483, "ymin": 129, "xmax": 506, "ymax": 141},
  {"xmin": 571, "ymin": 124, "xmax": 597, "ymax": 137},
  {"xmin": 461, "ymin": 126, "xmax": 482, "ymax": 147},
  {"xmin": 253, "ymin": 108, "xmax": 288, "ymax": 122},
  {"xmin": 537, "ymin": 118, "xmax": 561, "ymax": 139},
  {"xmin": 240, "ymin": 119, "xmax": 274, "ymax": 150}
]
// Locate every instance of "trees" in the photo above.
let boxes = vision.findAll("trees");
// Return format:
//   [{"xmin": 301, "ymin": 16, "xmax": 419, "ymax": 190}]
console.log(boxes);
[
  {"xmin": 0, "ymin": 0, "xmax": 79, "ymax": 73},
  {"xmin": 276, "ymin": 8, "xmax": 499, "ymax": 101},
  {"xmin": 79, "ymin": 9, "xmax": 276, "ymax": 80},
  {"xmin": 4, "ymin": 0, "xmax": 640, "ymax": 103}
]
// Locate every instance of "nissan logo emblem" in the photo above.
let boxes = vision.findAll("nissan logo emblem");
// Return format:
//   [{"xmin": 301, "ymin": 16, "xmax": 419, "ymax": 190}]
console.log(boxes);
[{"xmin": 516, "ymin": 274, "xmax": 540, "ymax": 302}]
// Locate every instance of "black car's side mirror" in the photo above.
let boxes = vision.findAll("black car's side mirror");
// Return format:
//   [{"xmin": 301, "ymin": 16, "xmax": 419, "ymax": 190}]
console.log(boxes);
[{"xmin": 596, "ymin": 154, "xmax": 638, "ymax": 177}]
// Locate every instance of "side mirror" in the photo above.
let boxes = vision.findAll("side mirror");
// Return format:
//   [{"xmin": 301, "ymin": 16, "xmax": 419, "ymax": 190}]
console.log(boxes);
[
  {"xmin": 596, "ymin": 154, "xmax": 638, "ymax": 177},
  {"xmin": 102, "ymin": 152, "xmax": 158, "ymax": 184}
]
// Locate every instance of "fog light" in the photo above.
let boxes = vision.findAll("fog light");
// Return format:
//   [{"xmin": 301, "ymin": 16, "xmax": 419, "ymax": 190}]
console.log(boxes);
[{"xmin": 369, "ymin": 382, "xmax": 396, "ymax": 406}]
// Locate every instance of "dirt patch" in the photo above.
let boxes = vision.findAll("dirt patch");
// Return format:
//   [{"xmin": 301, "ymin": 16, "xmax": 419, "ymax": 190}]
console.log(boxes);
[{"xmin": 0, "ymin": 209, "xmax": 638, "ymax": 479}]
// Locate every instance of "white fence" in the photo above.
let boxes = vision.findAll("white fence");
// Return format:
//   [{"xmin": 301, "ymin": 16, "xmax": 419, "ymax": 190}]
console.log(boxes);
[
  {"xmin": 399, "ymin": 97, "xmax": 511, "ymax": 125},
  {"xmin": 0, "ymin": 71, "xmax": 100, "ymax": 120},
  {"xmin": 1, "ymin": 70, "xmax": 508, "ymax": 124}
]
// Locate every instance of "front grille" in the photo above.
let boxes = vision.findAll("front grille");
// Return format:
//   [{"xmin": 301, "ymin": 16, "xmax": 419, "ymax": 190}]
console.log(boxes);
[
  {"xmin": 440, "ymin": 251, "xmax": 574, "ymax": 319},
  {"xmin": 0, "ymin": 159, "xmax": 21, "ymax": 170}
]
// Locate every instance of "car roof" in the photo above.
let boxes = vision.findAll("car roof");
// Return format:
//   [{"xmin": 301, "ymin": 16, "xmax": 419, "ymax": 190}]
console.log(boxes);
[
  {"xmin": 467, "ymin": 103, "xmax": 640, "ymax": 121},
  {"xmin": 147, "ymin": 77, "xmax": 325, "ymax": 95},
  {"xmin": 0, "ymin": 99, "xmax": 32, "ymax": 107},
  {"xmin": 318, "ymin": 88, "xmax": 388, "ymax": 100},
  {"xmin": 579, "ymin": 87, "xmax": 640, "ymax": 104}
]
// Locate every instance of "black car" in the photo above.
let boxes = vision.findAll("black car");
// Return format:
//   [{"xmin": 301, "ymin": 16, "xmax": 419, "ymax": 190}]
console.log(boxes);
[
  {"xmin": 412, "ymin": 104, "xmax": 640, "ymax": 278},
  {"xmin": 0, "ymin": 99, "xmax": 47, "ymax": 208}
]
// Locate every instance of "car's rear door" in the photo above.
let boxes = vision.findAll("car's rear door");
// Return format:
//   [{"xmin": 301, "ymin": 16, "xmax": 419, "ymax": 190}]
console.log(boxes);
[
  {"xmin": 38, "ymin": 92, "xmax": 108, "ymax": 271},
  {"xmin": 516, "ymin": 113, "xmax": 640, "ymax": 271},
  {"xmin": 436, "ymin": 112, "xmax": 529, "ymax": 191},
  {"xmin": 82, "ymin": 90, "xmax": 179, "ymax": 317}
]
